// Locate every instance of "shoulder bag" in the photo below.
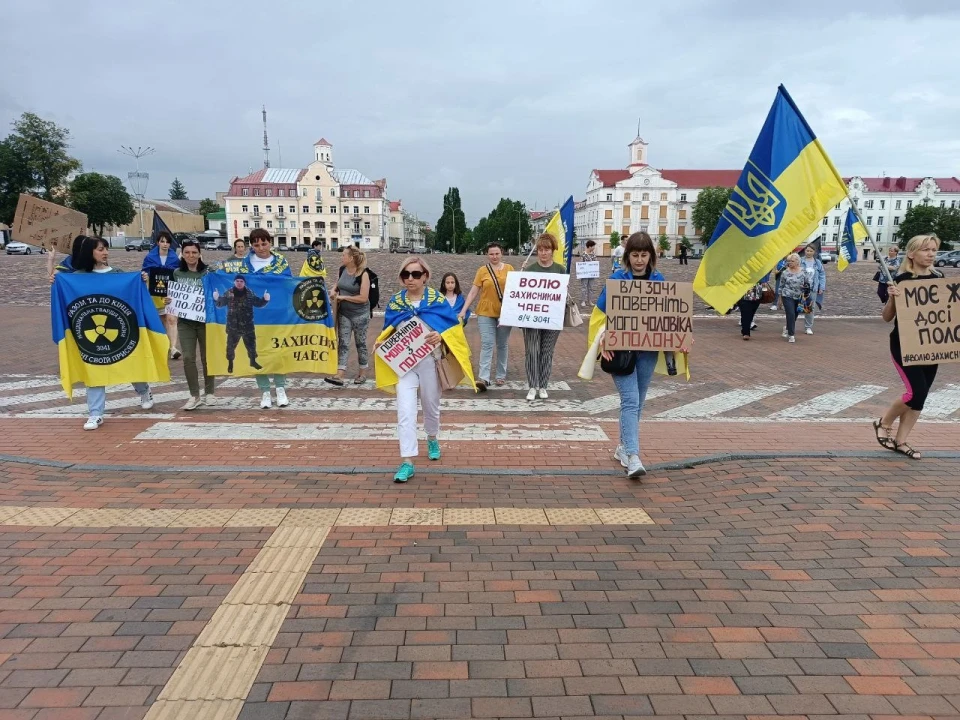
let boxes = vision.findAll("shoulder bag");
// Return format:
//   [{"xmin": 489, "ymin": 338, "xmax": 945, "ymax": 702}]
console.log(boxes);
[
  {"xmin": 485, "ymin": 264, "xmax": 504, "ymax": 303},
  {"xmin": 600, "ymin": 350, "xmax": 637, "ymax": 376}
]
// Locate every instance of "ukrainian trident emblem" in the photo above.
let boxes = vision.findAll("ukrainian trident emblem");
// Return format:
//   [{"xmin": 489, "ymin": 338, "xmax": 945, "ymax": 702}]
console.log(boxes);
[{"xmin": 723, "ymin": 163, "xmax": 786, "ymax": 237}]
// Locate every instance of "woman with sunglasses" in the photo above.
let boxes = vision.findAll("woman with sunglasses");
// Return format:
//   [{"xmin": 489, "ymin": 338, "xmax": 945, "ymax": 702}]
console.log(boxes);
[
  {"xmin": 218, "ymin": 228, "xmax": 292, "ymax": 408},
  {"xmin": 141, "ymin": 231, "xmax": 181, "ymax": 359}
]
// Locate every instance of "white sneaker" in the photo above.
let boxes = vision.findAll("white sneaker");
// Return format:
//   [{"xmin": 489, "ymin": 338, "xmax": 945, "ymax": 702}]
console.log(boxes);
[
  {"xmin": 788, "ymin": 335, "xmax": 796, "ymax": 343},
  {"xmin": 83, "ymin": 416, "xmax": 103, "ymax": 431},
  {"xmin": 782, "ymin": 327, "xmax": 788, "ymax": 338},
  {"xmin": 750, "ymin": 322, "xmax": 758, "ymax": 330},
  {"xmin": 769, "ymin": 304, "xmax": 778, "ymax": 311},
  {"xmin": 182, "ymin": 396, "xmax": 201, "ymax": 411},
  {"xmin": 526, "ymin": 388, "xmax": 537, "ymax": 401},
  {"xmin": 580, "ymin": 301, "xmax": 586, "ymax": 308},
  {"xmin": 260, "ymin": 391, "xmax": 272, "ymax": 409},
  {"xmin": 627, "ymin": 454, "xmax": 646, "ymax": 478},
  {"xmin": 276, "ymin": 387, "xmax": 289, "ymax": 407},
  {"xmin": 613, "ymin": 445, "xmax": 629, "ymax": 468},
  {"xmin": 202, "ymin": 394, "xmax": 215, "ymax": 407},
  {"xmin": 139, "ymin": 392, "xmax": 155, "ymax": 410},
  {"xmin": 538, "ymin": 388, "xmax": 548, "ymax": 400},
  {"xmin": 805, "ymin": 328, "xmax": 813, "ymax": 335}
]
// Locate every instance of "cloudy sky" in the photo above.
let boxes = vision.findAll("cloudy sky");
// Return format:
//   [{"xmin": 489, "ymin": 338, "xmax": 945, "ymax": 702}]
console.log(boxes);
[{"xmin": 3, "ymin": 0, "xmax": 959, "ymax": 224}]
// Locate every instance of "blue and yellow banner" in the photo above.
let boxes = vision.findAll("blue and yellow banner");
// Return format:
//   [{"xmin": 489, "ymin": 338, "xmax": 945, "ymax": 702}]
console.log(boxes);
[
  {"xmin": 693, "ymin": 85, "xmax": 849, "ymax": 314},
  {"xmin": 51, "ymin": 272, "xmax": 171, "ymax": 398},
  {"xmin": 545, "ymin": 196, "xmax": 576, "ymax": 272},
  {"xmin": 838, "ymin": 208, "xmax": 867, "ymax": 272},
  {"xmin": 299, "ymin": 250, "xmax": 327, "ymax": 278},
  {"xmin": 203, "ymin": 273, "xmax": 337, "ymax": 376}
]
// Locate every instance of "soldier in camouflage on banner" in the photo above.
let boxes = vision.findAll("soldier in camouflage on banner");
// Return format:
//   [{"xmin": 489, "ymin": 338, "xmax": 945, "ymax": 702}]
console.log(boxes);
[{"xmin": 213, "ymin": 275, "xmax": 269, "ymax": 373}]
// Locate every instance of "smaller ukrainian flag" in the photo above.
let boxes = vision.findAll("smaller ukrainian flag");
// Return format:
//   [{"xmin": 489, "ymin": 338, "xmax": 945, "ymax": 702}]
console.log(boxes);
[
  {"xmin": 544, "ymin": 197, "xmax": 576, "ymax": 271},
  {"xmin": 837, "ymin": 208, "xmax": 867, "ymax": 272}
]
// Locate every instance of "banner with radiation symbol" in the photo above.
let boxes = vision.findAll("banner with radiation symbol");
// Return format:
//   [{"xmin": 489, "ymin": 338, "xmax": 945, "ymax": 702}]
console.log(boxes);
[
  {"xmin": 203, "ymin": 273, "xmax": 337, "ymax": 377},
  {"xmin": 51, "ymin": 273, "xmax": 171, "ymax": 398}
]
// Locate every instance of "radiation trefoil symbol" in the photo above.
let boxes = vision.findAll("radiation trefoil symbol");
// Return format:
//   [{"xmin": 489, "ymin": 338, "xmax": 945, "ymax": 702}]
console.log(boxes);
[
  {"xmin": 293, "ymin": 278, "xmax": 329, "ymax": 321},
  {"xmin": 83, "ymin": 314, "xmax": 120, "ymax": 344},
  {"xmin": 68, "ymin": 295, "xmax": 140, "ymax": 365}
]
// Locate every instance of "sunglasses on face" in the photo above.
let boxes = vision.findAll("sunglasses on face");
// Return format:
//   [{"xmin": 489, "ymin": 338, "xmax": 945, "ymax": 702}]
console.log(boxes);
[{"xmin": 400, "ymin": 270, "xmax": 425, "ymax": 280}]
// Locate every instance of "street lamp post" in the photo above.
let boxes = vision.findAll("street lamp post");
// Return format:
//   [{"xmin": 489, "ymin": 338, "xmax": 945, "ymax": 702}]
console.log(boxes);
[
  {"xmin": 118, "ymin": 146, "xmax": 155, "ymax": 242},
  {"xmin": 444, "ymin": 200, "xmax": 457, "ymax": 254}
]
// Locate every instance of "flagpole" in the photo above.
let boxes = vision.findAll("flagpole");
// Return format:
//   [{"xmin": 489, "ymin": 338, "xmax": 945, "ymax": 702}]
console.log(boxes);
[{"xmin": 846, "ymin": 194, "xmax": 895, "ymax": 284}]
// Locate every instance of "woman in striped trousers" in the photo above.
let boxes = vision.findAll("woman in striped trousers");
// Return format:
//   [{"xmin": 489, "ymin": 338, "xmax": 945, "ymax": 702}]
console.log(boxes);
[{"xmin": 520, "ymin": 233, "xmax": 567, "ymax": 401}]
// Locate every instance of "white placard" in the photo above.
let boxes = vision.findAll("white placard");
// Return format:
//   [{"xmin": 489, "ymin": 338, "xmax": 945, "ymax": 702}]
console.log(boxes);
[
  {"xmin": 499, "ymin": 272, "xmax": 570, "ymax": 331},
  {"xmin": 376, "ymin": 316, "xmax": 435, "ymax": 377},
  {"xmin": 575, "ymin": 261, "xmax": 600, "ymax": 279},
  {"xmin": 166, "ymin": 281, "xmax": 206, "ymax": 322}
]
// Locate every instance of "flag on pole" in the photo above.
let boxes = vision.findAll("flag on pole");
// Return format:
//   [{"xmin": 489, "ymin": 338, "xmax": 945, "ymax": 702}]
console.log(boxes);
[
  {"xmin": 543, "ymin": 196, "xmax": 576, "ymax": 272},
  {"xmin": 837, "ymin": 208, "xmax": 867, "ymax": 272},
  {"xmin": 151, "ymin": 210, "xmax": 174, "ymax": 247},
  {"xmin": 692, "ymin": 85, "xmax": 850, "ymax": 314}
]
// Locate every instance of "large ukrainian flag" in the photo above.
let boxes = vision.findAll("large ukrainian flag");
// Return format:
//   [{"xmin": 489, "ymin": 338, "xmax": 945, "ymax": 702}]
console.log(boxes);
[
  {"xmin": 693, "ymin": 85, "xmax": 849, "ymax": 314},
  {"xmin": 51, "ymin": 272, "xmax": 170, "ymax": 399},
  {"xmin": 544, "ymin": 196, "xmax": 576, "ymax": 271}
]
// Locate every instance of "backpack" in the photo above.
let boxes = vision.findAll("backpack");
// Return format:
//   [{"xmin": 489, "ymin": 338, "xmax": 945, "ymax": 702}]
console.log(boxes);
[{"xmin": 339, "ymin": 265, "xmax": 379, "ymax": 317}]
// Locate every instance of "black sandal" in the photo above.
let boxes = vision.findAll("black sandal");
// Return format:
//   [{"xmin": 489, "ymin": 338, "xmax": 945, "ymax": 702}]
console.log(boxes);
[
  {"xmin": 324, "ymin": 376, "xmax": 345, "ymax": 387},
  {"xmin": 894, "ymin": 442, "xmax": 921, "ymax": 460},
  {"xmin": 475, "ymin": 379, "xmax": 488, "ymax": 393},
  {"xmin": 873, "ymin": 419, "xmax": 895, "ymax": 450}
]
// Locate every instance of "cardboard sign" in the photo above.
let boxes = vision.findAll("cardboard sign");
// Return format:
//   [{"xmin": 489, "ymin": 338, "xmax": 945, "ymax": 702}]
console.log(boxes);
[
  {"xmin": 604, "ymin": 279, "xmax": 693, "ymax": 351},
  {"xmin": 894, "ymin": 277, "xmax": 960, "ymax": 366},
  {"xmin": 376, "ymin": 316, "xmax": 436, "ymax": 377},
  {"xmin": 12, "ymin": 194, "xmax": 87, "ymax": 253},
  {"xmin": 499, "ymin": 272, "xmax": 570, "ymax": 330},
  {"xmin": 148, "ymin": 268, "xmax": 176, "ymax": 297},
  {"xmin": 575, "ymin": 261, "xmax": 600, "ymax": 279},
  {"xmin": 166, "ymin": 281, "xmax": 206, "ymax": 322}
]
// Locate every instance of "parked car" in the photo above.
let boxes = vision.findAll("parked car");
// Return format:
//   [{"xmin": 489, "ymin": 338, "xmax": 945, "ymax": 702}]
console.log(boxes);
[
  {"xmin": 5, "ymin": 242, "xmax": 33, "ymax": 255},
  {"xmin": 125, "ymin": 240, "xmax": 150, "ymax": 251},
  {"xmin": 935, "ymin": 250, "xmax": 960, "ymax": 268},
  {"xmin": 819, "ymin": 251, "xmax": 835, "ymax": 263},
  {"xmin": 292, "ymin": 243, "xmax": 311, "ymax": 252},
  {"xmin": 203, "ymin": 241, "xmax": 218, "ymax": 250},
  {"xmin": 216, "ymin": 242, "xmax": 231, "ymax": 251}
]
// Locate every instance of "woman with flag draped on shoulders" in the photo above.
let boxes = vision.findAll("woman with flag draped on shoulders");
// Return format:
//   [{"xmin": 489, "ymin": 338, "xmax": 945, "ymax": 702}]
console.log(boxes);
[
  {"xmin": 582, "ymin": 231, "xmax": 691, "ymax": 479},
  {"xmin": 141, "ymin": 231, "xmax": 182, "ymax": 360},
  {"xmin": 374, "ymin": 256, "xmax": 475, "ymax": 483}
]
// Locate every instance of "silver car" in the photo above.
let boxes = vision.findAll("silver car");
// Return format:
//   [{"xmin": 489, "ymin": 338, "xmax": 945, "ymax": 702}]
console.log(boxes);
[{"xmin": 5, "ymin": 242, "xmax": 33, "ymax": 255}]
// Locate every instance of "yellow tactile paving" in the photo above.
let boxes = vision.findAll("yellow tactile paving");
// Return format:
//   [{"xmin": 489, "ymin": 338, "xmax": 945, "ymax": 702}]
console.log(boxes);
[
  {"xmin": 7, "ymin": 507, "xmax": 78, "ymax": 526},
  {"xmin": 195, "ymin": 603, "xmax": 291, "ymax": 648},
  {"xmin": 170, "ymin": 509, "xmax": 238, "ymax": 527},
  {"xmin": 223, "ymin": 508, "xmax": 289, "ymax": 527},
  {"xmin": 55, "ymin": 508, "xmax": 133, "ymax": 527},
  {"xmin": 494, "ymin": 507, "xmax": 550, "ymax": 525},
  {"xmin": 443, "ymin": 508, "xmax": 497, "ymax": 525},
  {"xmin": 223, "ymin": 571, "xmax": 307, "ymax": 606},
  {"xmin": 595, "ymin": 507, "xmax": 655, "ymax": 525},
  {"xmin": 262, "ymin": 525, "xmax": 330, "ymax": 549},
  {"xmin": 545, "ymin": 508, "xmax": 602, "ymax": 525},
  {"xmin": 0, "ymin": 506, "xmax": 29, "ymax": 523},
  {"xmin": 144, "ymin": 699, "xmax": 244, "ymax": 720},
  {"xmin": 391, "ymin": 507, "xmax": 444, "ymax": 525},
  {"xmin": 279, "ymin": 508, "xmax": 342, "ymax": 526},
  {"xmin": 156, "ymin": 645, "xmax": 269, "ymax": 701},
  {"xmin": 245, "ymin": 545, "xmax": 322, "ymax": 574},
  {"xmin": 335, "ymin": 507, "xmax": 392, "ymax": 526}
]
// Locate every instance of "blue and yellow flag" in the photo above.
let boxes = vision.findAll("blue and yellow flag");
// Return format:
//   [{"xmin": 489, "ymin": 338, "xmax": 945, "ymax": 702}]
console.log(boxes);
[
  {"xmin": 545, "ymin": 196, "xmax": 576, "ymax": 272},
  {"xmin": 838, "ymin": 208, "xmax": 867, "ymax": 272},
  {"xmin": 375, "ymin": 287, "xmax": 475, "ymax": 393},
  {"xmin": 203, "ymin": 273, "xmax": 337, "ymax": 376},
  {"xmin": 51, "ymin": 272, "xmax": 170, "ymax": 398},
  {"xmin": 693, "ymin": 85, "xmax": 849, "ymax": 314},
  {"xmin": 299, "ymin": 250, "xmax": 327, "ymax": 278}
]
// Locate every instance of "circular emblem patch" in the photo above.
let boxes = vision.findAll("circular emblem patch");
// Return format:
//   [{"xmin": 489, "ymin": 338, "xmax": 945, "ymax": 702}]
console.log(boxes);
[
  {"xmin": 307, "ymin": 252, "xmax": 324, "ymax": 272},
  {"xmin": 292, "ymin": 278, "xmax": 329, "ymax": 321},
  {"xmin": 68, "ymin": 294, "xmax": 140, "ymax": 365}
]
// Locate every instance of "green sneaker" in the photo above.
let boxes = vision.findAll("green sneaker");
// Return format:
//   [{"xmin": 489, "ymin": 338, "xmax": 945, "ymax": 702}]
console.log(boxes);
[
  {"xmin": 427, "ymin": 438, "xmax": 441, "ymax": 461},
  {"xmin": 393, "ymin": 461, "xmax": 415, "ymax": 483}
]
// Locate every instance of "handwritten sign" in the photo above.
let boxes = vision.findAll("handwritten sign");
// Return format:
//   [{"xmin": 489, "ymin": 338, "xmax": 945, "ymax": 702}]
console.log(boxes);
[
  {"xmin": 499, "ymin": 272, "xmax": 569, "ymax": 330},
  {"xmin": 575, "ymin": 261, "xmax": 600, "ymax": 279},
  {"xmin": 11, "ymin": 194, "xmax": 87, "ymax": 253},
  {"xmin": 604, "ymin": 279, "xmax": 693, "ymax": 351},
  {"xmin": 167, "ymin": 281, "xmax": 206, "ymax": 322},
  {"xmin": 895, "ymin": 277, "xmax": 960, "ymax": 366},
  {"xmin": 148, "ymin": 268, "xmax": 176, "ymax": 297},
  {"xmin": 376, "ymin": 316, "xmax": 435, "ymax": 377}
]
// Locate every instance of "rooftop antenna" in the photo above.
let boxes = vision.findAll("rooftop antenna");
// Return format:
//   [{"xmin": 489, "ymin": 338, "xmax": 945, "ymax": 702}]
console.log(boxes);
[
  {"xmin": 262, "ymin": 105, "xmax": 270, "ymax": 169},
  {"xmin": 636, "ymin": 116, "xmax": 641, "ymax": 138}
]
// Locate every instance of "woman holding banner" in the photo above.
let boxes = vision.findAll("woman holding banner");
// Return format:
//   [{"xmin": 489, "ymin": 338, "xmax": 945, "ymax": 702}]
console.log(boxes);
[
  {"xmin": 458, "ymin": 242, "xmax": 514, "ymax": 391},
  {"xmin": 164, "ymin": 239, "xmax": 214, "ymax": 410},
  {"xmin": 874, "ymin": 234, "xmax": 942, "ymax": 461},
  {"xmin": 519, "ymin": 233, "xmax": 566, "ymax": 400},
  {"xmin": 579, "ymin": 239, "xmax": 598, "ymax": 308},
  {"xmin": 141, "ymin": 231, "xmax": 182, "ymax": 360},
  {"xmin": 375, "ymin": 257, "xmax": 474, "ymax": 483}
]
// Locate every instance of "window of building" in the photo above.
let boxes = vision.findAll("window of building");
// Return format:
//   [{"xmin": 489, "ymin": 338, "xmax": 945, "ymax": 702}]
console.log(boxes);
[
  {"xmin": 623, "ymin": 192, "xmax": 631, "ymax": 201},
  {"xmin": 254, "ymin": 189, "xmax": 260, "ymax": 196},
  {"xmin": 866, "ymin": 216, "xmax": 872, "ymax": 225},
  {"xmin": 330, "ymin": 188, "xmax": 336, "ymax": 196},
  {"xmin": 242, "ymin": 205, "xmax": 248, "ymax": 213},
  {"xmin": 331, "ymin": 222, "xmax": 337, "ymax": 230},
  {"xmin": 678, "ymin": 209, "xmax": 686, "ymax": 220},
  {"xmin": 242, "ymin": 188, "xmax": 249, "ymax": 196},
  {"xmin": 622, "ymin": 206, "xmax": 631, "ymax": 219},
  {"xmin": 290, "ymin": 221, "xmax": 296, "ymax": 229},
  {"xmin": 833, "ymin": 217, "xmax": 840, "ymax": 225},
  {"xmin": 353, "ymin": 190, "xmax": 359, "ymax": 198},
  {"xmin": 278, "ymin": 189, "xmax": 285, "ymax": 197},
  {"xmin": 877, "ymin": 216, "xmax": 884, "ymax": 226},
  {"xmin": 941, "ymin": 200, "xmax": 946, "ymax": 208},
  {"xmin": 606, "ymin": 193, "xmax": 613, "ymax": 201},
  {"xmin": 831, "ymin": 232, "xmax": 837, "ymax": 242},
  {"xmin": 364, "ymin": 222, "xmax": 371, "ymax": 230},
  {"xmin": 678, "ymin": 224, "xmax": 686, "ymax": 236},
  {"xmin": 893, "ymin": 216, "xmax": 900, "ymax": 225},
  {"xmin": 822, "ymin": 217, "xmax": 829, "ymax": 226},
  {"xmin": 907, "ymin": 200, "xmax": 913, "ymax": 209},
  {"xmin": 242, "ymin": 220, "xmax": 249, "ymax": 228},
  {"xmin": 953, "ymin": 201, "xmax": 957, "ymax": 209},
  {"xmin": 353, "ymin": 206, "xmax": 360, "ymax": 214},
  {"xmin": 879, "ymin": 199, "xmax": 885, "ymax": 209},
  {"xmin": 363, "ymin": 206, "xmax": 370, "ymax": 214},
  {"xmin": 302, "ymin": 188, "xmax": 307, "ymax": 197},
  {"xmin": 266, "ymin": 221, "xmax": 273, "ymax": 228},
  {"xmin": 876, "ymin": 231, "xmax": 881, "ymax": 242},
  {"xmin": 254, "ymin": 221, "xmax": 260, "ymax": 229},
  {"xmin": 303, "ymin": 206, "xmax": 309, "ymax": 213},
  {"xmin": 640, "ymin": 206, "xmax": 649, "ymax": 219},
  {"xmin": 289, "ymin": 205, "xmax": 295, "ymax": 213},
  {"xmin": 364, "ymin": 190, "xmax": 370, "ymax": 198},
  {"xmin": 895, "ymin": 199, "xmax": 902, "ymax": 209},
  {"xmin": 864, "ymin": 199, "xmax": 873, "ymax": 209},
  {"xmin": 303, "ymin": 221, "xmax": 310, "ymax": 230},
  {"xmin": 253, "ymin": 205, "xmax": 259, "ymax": 215},
  {"xmin": 658, "ymin": 205, "xmax": 667, "ymax": 219},
  {"xmin": 266, "ymin": 188, "xmax": 273, "ymax": 197},
  {"xmin": 603, "ymin": 224, "xmax": 612, "ymax": 235},
  {"xmin": 835, "ymin": 203, "xmax": 841, "ymax": 210},
  {"xmin": 660, "ymin": 193, "xmax": 667, "ymax": 201},
  {"xmin": 604, "ymin": 209, "xmax": 613, "ymax": 220},
  {"xmin": 680, "ymin": 193, "xmax": 687, "ymax": 202},
  {"xmin": 641, "ymin": 193, "xmax": 649, "ymax": 201},
  {"xmin": 318, "ymin": 222, "xmax": 325, "ymax": 229},
  {"xmin": 265, "ymin": 205, "xmax": 272, "ymax": 213},
  {"xmin": 329, "ymin": 206, "xmax": 336, "ymax": 214}
]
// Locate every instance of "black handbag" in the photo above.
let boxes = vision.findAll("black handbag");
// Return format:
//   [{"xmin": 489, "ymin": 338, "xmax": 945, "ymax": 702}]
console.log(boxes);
[{"xmin": 600, "ymin": 350, "xmax": 637, "ymax": 376}]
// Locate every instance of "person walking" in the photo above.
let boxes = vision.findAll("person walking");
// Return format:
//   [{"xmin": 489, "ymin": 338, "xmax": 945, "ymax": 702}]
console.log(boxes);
[
  {"xmin": 440, "ymin": 273, "xmax": 470, "ymax": 323},
  {"xmin": 300, "ymin": 239, "xmax": 327, "ymax": 278},
  {"xmin": 326, "ymin": 246, "xmax": 372, "ymax": 386},
  {"xmin": 579, "ymin": 239, "xmax": 598, "ymax": 307},
  {"xmin": 875, "ymin": 245, "xmax": 901, "ymax": 304},
  {"xmin": 217, "ymin": 228, "xmax": 291, "ymax": 408},
  {"xmin": 375, "ymin": 257, "xmax": 474, "ymax": 483},
  {"xmin": 874, "ymin": 234, "xmax": 943, "ymax": 461},
  {"xmin": 738, "ymin": 272, "xmax": 770, "ymax": 340},
  {"xmin": 165, "ymin": 239, "xmax": 215, "ymax": 410},
  {"xmin": 611, "ymin": 235, "xmax": 626, "ymax": 271},
  {"xmin": 141, "ymin": 231, "xmax": 181, "ymax": 359},
  {"xmin": 73, "ymin": 237, "xmax": 155, "ymax": 429},
  {"xmin": 458, "ymin": 242, "xmax": 514, "ymax": 391},
  {"xmin": 770, "ymin": 256, "xmax": 787, "ymax": 310},
  {"xmin": 777, "ymin": 253, "xmax": 805, "ymax": 343},
  {"xmin": 519, "ymin": 233, "xmax": 566, "ymax": 400},
  {"xmin": 800, "ymin": 244, "xmax": 826, "ymax": 334},
  {"xmin": 678, "ymin": 243, "xmax": 688, "ymax": 265}
]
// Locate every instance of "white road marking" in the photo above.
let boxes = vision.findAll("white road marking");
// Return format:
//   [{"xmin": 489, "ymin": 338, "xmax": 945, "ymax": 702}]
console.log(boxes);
[
  {"xmin": 768, "ymin": 385, "xmax": 887, "ymax": 420},
  {"xmin": 655, "ymin": 384, "xmax": 792, "ymax": 419},
  {"xmin": 216, "ymin": 377, "xmax": 570, "ymax": 392},
  {"xmin": 579, "ymin": 385, "xmax": 677, "ymax": 415},
  {"xmin": 134, "ymin": 421, "xmax": 609, "ymax": 442},
  {"xmin": 0, "ymin": 377, "xmax": 61, "ymax": 392},
  {"xmin": 19, "ymin": 390, "xmax": 193, "ymax": 415},
  {"xmin": 0, "ymin": 388, "xmax": 86, "ymax": 409},
  {"xmin": 922, "ymin": 384, "xmax": 960, "ymax": 419}
]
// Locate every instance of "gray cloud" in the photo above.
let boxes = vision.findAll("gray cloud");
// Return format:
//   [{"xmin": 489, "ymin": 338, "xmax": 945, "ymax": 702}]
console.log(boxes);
[{"xmin": 2, "ymin": 0, "xmax": 958, "ymax": 225}]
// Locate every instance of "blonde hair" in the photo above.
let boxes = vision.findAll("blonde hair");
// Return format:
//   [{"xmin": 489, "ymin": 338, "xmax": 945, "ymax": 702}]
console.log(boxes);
[
  {"xmin": 398, "ymin": 255, "xmax": 431, "ymax": 279},
  {"xmin": 342, "ymin": 245, "xmax": 367, "ymax": 274},
  {"xmin": 536, "ymin": 233, "xmax": 558, "ymax": 252},
  {"xmin": 786, "ymin": 252, "xmax": 801, "ymax": 265},
  {"xmin": 901, "ymin": 234, "xmax": 940, "ymax": 275}
]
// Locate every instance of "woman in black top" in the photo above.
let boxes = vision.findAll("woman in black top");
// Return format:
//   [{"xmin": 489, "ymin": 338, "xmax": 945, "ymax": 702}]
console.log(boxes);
[{"xmin": 874, "ymin": 234, "xmax": 942, "ymax": 460}]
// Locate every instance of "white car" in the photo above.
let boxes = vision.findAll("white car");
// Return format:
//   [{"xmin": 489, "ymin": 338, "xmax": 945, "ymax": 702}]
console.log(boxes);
[
  {"xmin": 819, "ymin": 251, "xmax": 835, "ymax": 263},
  {"xmin": 5, "ymin": 242, "xmax": 33, "ymax": 255}
]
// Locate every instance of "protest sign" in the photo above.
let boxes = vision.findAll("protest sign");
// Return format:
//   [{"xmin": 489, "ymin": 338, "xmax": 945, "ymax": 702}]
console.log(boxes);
[
  {"xmin": 166, "ymin": 281, "xmax": 206, "ymax": 322},
  {"xmin": 148, "ymin": 268, "xmax": 176, "ymax": 297},
  {"xmin": 499, "ymin": 272, "xmax": 569, "ymax": 330},
  {"xmin": 375, "ymin": 316, "xmax": 435, "ymax": 377},
  {"xmin": 12, "ymin": 194, "xmax": 87, "ymax": 253},
  {"xmin": 575, "ymin": 261, "xmax": 600, "ymax": 279},
  {"xmin": 894, "ymin": 277, "xmax": 960, "ymax": 366},
  {"xmin": 604, "ymin": 279, "xmax": 693, "ymax": 351}
]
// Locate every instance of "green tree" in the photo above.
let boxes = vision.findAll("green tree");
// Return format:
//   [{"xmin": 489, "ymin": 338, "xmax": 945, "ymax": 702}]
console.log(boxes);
[
  {"xmin": 69, "ymin": 172, "xmax": 135, "ymax": 237},
  {"xmin": 680, "ymin": 235, "xmax": 692, "ymax": 249},
  {"xmin": 5, "ymin": 112, "xmax": 82, "ymax": 203},
  {"xmin": 895, "ymin": 203, "xmax": 940, "ymax": 248},
  {"xmin": 658, "ymin": 233, "xmax": 671, "ymax": 256},
  {"xmin": 422, "ymin": 225, "xmax": 436, "ymax": 251},
  {"xmin": 169, "ymin": 177, "xmax": 188, "ymax": 200},
  {"xmin": 436, "ymin": 187, "xmax": 467, "ymax": 253},
  {"xmin": 608, "ymin": 230, "xmax": 621, "ymax": 249},
  {"xmin": 934, "ymin": 207, "xmax": 959, "ymax": 250},
  {"xmin": 198, "ymin": 198, "xmax": 220, "ymax": 216},
  {"xmin": 0, "ymin": 138, "xmax": 33, "ymax": 225},
  {"xmin": 691, "ymin": 186, "xmax": 733, "ymax": 243},
  {"xmin": 472, "ymin": 198, "xmax": 533, "ymax": 255}
]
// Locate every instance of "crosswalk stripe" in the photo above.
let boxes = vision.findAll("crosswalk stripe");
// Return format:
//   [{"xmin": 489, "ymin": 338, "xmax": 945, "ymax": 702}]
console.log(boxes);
[
  {"xmin": 0, "ymin": 388, "xmax": 87, "ymax": 409},
  {"xmin": 921, "ymin": 383, "xmax": 960, "ymax": 419},
  {"xmin": 20, "ymin": 390, "xmax": 192, "ymax": 415},
  {"xmin": 654, "ymin": 384, "xmax": 792, "ymax": 419},
  {"xmin": 135, "ymin": 421, "xmax": 610, "ymax": 442},
  {"xmin": 0, "ymin": 377, "xmax": 62, "ymax": 392},
  {"xmin": 767, "ymin": 385, "xmax": 888, "ymax": 420},
  {"xmin": 579, "ymin": 386, "xmax": 677, "ymax": 415},
  {"xmin": 216, "ymin": 378, "xmax": 571, "ymax": 392}
]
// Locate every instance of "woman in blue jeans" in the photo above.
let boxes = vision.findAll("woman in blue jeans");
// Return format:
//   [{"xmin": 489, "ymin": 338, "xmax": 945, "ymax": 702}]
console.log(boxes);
[{"xmin": 590, "ymin": 232, "xmax": 690, "ymax": 478}]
